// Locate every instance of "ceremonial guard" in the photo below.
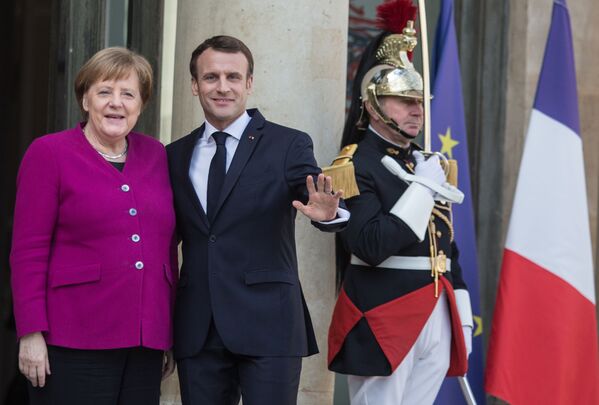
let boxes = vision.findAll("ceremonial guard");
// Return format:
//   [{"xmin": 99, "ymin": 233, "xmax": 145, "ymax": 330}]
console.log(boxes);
[{"xmin": 326, "ymin": 1, "xmax": 473, "ymax": 404}]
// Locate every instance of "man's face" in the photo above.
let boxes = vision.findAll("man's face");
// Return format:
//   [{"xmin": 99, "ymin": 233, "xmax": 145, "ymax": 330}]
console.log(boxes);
[
  {"xmin": 192, "ymin": 48, "xmax": 253, "ymax": 130},
  {"xmin": 379, "ymin": 96, "xmax": 423, "ymax": 138}
]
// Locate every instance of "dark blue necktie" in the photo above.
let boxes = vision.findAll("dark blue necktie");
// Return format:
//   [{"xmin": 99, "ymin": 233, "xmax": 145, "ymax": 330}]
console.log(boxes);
[{"xmin": 207, "ymin": 131, "xmax": 228, "ymax": 222}]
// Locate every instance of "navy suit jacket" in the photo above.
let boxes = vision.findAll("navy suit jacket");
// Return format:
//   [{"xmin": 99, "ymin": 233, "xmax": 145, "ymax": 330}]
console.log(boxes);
[{"xmin": 167, "ymin": 109, "xmax": 344, "ymax": 359}]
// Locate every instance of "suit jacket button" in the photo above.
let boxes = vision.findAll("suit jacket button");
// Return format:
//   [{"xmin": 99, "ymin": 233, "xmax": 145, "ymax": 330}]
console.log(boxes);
[{"xmin": 209, "ymin": 234, "xmax": 216, "ymax": 242}]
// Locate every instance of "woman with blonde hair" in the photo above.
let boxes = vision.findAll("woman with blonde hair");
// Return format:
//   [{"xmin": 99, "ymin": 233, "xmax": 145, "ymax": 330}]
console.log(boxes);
[{"xmin": 11, "ymin": 47, "xmax": 177, "ymax": 405}]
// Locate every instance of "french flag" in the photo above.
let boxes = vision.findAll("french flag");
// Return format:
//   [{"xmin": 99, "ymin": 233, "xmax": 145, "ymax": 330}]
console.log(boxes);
[{"xmin": 484, "ymin": 1, "xmax": 599, "ymax": 404}]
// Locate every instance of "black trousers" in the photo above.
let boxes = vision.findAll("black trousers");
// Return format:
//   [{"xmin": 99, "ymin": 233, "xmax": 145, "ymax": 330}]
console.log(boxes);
[
  {"xmin": 27, "ymin": 345, "xmax": 163, "ymax": 405},
  {"xmin": 177, "ymin": 321, "xmax": 302, "ymax": 405}
]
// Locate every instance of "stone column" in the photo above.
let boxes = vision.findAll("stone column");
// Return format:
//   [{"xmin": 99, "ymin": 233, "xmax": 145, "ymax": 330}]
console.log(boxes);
[{"xmin": 161, "ymin": 1, "xmax": 349, "ymax": 404}]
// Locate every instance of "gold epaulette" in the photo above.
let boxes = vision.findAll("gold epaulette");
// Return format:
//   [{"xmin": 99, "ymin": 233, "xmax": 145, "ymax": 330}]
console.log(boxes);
[
  {"xmin": 322, "ymin": 144, "xmax": 360, "ymax": 199},
  {"xmin": 446, "ymin": 159, "xmax": 458, "ymax": 187}
]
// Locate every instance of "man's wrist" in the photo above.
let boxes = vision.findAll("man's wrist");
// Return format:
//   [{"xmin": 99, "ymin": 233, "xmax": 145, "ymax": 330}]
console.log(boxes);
[{"xmin": 318, "ymin": 207, "xmax": 350, "ymax": 224}]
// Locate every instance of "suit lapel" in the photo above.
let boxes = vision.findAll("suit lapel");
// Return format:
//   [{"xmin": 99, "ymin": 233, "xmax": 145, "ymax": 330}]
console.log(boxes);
[
  {"xmin": 180, "ymin": 126, "xmax": 210, "ymax": 232},
  {"xmin": 212, "ymin": 111, "xmax": 266, "ymax": 222}
]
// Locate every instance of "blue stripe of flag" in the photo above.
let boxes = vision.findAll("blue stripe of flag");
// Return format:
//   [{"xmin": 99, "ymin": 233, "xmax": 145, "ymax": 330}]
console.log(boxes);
[
  {"xmin": 430, "ymin": 0, "xmax": 485, "ymax": 403},
  {"xmin": 534, "ymin": 0, "xmax": 580, "ymax": 135}
]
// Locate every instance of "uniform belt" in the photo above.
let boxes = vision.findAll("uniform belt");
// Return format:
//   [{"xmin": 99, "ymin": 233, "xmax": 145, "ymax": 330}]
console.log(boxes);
[{"xmin": 350, "ymin": 254, "xmax": 451, "ymax": 271}]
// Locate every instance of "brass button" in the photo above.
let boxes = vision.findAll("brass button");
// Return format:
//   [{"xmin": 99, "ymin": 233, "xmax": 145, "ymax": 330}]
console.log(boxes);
[{"xmin": 436, "ymin": 231, "xmax": 442, "ymax": 238}]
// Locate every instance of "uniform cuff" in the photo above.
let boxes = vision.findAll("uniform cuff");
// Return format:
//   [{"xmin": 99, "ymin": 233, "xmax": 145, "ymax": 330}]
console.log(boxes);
[
  {"xmin": 454, "ymin": 289, "xmax": 473, "ymax": 328},
  {"xmin": 389, "ymin": 183, "xmax": 435, "ymax": 241}
]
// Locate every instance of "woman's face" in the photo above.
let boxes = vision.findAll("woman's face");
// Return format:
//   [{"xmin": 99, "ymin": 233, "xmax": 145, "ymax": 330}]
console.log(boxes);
[{"xmin": 82, "ymin": 72, "xmax": 142, "ymax": 142}]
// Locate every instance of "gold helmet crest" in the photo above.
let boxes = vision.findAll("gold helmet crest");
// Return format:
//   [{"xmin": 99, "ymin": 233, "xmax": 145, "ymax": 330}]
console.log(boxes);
[{"xmin": 361, "ymin": 21, "xmax": 426, "ymax": 104}]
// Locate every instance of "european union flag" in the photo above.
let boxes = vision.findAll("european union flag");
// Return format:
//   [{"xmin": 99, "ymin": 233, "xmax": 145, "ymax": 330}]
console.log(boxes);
[{"xmin": 431, "ymin": 0, "xmax": 485, "ymax": 404}]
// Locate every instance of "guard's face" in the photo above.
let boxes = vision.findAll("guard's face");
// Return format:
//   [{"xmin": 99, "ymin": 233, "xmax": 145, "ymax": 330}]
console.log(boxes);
[
  {"xmin": 379, "ymin": 96, "xmax": 423, "ymax": 138},
  {"xmin": 192, "ymin": 48, "xmax": 253, "ymax": 130}
]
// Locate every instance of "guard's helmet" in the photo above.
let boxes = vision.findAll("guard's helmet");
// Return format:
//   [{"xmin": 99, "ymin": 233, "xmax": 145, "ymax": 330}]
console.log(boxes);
[
  {"xmin": 359, "ymin": 22, "xmax": 427, "ymax": 136},
  {"xmin": 342, "ymin": 0, "xmax": 426, "ymax": 148}
]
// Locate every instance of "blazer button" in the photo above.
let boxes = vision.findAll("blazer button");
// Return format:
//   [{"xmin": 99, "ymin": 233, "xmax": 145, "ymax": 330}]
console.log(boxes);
[
  {"xmin": 129, "ymin": 208, "xmax": 137, "ymax": 216},
  {"xmin": 131, "ymin": 234, "xmax": 140, "ymax": 242},
  {"xmin": 209, "ymin": 235, "xmax": 216, "ymax": 243},
  {"xmin": 121, "ymin": 184, "xmax": 130, "ymax": 192},
  {"xmin": 135, "ymin": 261, "xmax": 144, "ymax": 270}
]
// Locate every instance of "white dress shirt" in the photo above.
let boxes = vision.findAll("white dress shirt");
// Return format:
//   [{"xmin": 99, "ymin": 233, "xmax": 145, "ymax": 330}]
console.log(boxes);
[{"xmin": 189, "ymin": 112, "xmax": 251, "ymax": 212}]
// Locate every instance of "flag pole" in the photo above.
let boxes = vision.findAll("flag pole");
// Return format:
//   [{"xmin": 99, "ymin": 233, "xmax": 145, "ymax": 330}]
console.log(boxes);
[
  {"xmin": 417, "ymin": 0, "xmax": 432, "ymax": 152},
  {"xmin": 418, "ymin": 1, "xmax": 475, "ymax": 402},
  {"xmin": 458, "ymin": 375, "xmax": 478, "ymax": 405}
]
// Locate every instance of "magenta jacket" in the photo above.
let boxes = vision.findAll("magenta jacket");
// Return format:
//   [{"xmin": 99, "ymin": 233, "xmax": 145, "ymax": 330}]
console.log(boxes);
[{"xmin": 10, "ymin": 124, "xmax": 178, "ymax": 350}]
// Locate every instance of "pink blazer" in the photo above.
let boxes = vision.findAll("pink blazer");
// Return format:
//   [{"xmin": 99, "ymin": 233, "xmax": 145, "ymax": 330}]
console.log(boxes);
[{"xmin": 10, "ymin": 124, "xmax": 177, "ymax": 350}]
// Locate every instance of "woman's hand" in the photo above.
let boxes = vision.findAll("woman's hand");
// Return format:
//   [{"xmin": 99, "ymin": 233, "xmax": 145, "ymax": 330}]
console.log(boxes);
[
  {"xmin": 162, "ymin": 350, "xmax": 175, "ymax": 380},
  {"xmin": 19, "ymin": 332, "xmax": 51, "ymax": 387}
]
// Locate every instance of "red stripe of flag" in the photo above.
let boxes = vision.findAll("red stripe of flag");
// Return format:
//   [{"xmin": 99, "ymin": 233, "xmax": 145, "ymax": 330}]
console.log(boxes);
[{"xmin": 485, "ymin": 249, "xmax": 599, "ymax": 404}]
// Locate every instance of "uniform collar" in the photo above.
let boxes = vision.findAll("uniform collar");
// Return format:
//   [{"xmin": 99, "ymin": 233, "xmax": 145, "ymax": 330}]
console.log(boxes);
[{"xmin": 365, "ymin": 126, "xmax": 420, "ymax": 161}]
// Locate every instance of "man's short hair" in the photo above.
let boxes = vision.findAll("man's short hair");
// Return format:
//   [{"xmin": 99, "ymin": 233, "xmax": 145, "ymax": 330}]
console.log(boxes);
[{"xmin": 189, "ymin": 35, "xmax": 254, "ymax": 79}]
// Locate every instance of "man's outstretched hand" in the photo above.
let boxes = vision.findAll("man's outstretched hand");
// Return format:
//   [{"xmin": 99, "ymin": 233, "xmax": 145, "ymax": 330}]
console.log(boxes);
[{"xmin": 292, "ymin": 174, "xmax": 343, "ymax": 222}]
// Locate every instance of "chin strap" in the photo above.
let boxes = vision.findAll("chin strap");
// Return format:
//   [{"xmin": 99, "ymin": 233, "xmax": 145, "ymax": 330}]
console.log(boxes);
[
  {"xmin": 367, "ymin": 97, "xmax": 418, "ymax": 140},
  {"xmin": 383, "ymin": 115, "xmax": 417, "ymax": 140},
  {"xmin": 374, "ymin": 108, "xmax": 418, "ymax": 140},
  {"xmin": 391, "ymin": 123, "xmax": 417, "ymax": 139}
]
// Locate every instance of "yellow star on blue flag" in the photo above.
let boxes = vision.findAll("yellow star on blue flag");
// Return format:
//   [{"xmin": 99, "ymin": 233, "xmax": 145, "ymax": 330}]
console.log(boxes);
[
  {"xmin": 473, "ymin": 315, "xmax": 483, "ymax": 337},
  {"xmin": 431, "ymin": 1, "xmax": 484, "ymax": 402},
  {"xmin": 438, "ymin": 127, "xmax": 459, "ymax": 159}
]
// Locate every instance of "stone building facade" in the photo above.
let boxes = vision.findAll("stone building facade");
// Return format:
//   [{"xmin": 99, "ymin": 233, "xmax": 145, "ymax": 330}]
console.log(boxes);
[{"xmin": 0, "ymin": 1, "xmax": 597, "ymax": 404}]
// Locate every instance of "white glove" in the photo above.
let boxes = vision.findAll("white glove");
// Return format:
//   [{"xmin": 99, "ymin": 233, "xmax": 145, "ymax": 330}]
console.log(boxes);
[
  {"xmin": 413, "ymin": 151, "xmax": 446, "ymax": 196},
  {"xmin": 463, "ymin": 325, "xmax": 473, "ymax": 357}
]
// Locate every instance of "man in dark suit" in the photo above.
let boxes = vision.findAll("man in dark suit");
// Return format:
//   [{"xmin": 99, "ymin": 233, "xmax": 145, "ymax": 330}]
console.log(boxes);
[{"xmin": 166, "ymin": 35, "xmax": 348, "ymax": 405}]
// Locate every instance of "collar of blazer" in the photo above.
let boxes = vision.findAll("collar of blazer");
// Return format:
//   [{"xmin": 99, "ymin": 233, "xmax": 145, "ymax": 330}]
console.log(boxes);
[
  {"xmin": 209, "ymin": 108, "xmax": 265, "ymax": 223},
  {"xmin": 176, "ymin": 108, "xmax": 267, "ymax": 232}
]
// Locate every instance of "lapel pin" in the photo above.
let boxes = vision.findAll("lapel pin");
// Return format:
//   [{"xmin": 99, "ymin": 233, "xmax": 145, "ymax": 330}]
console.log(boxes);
[{"xmin": 249, "ymin": 135, "xmax": 255, "ymax": 141}]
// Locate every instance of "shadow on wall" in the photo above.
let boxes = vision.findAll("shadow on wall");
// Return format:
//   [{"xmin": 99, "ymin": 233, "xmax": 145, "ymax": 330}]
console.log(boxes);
[{"xmin": 0, "ymin": 224, "xmax": 28, "ymax": 405}]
